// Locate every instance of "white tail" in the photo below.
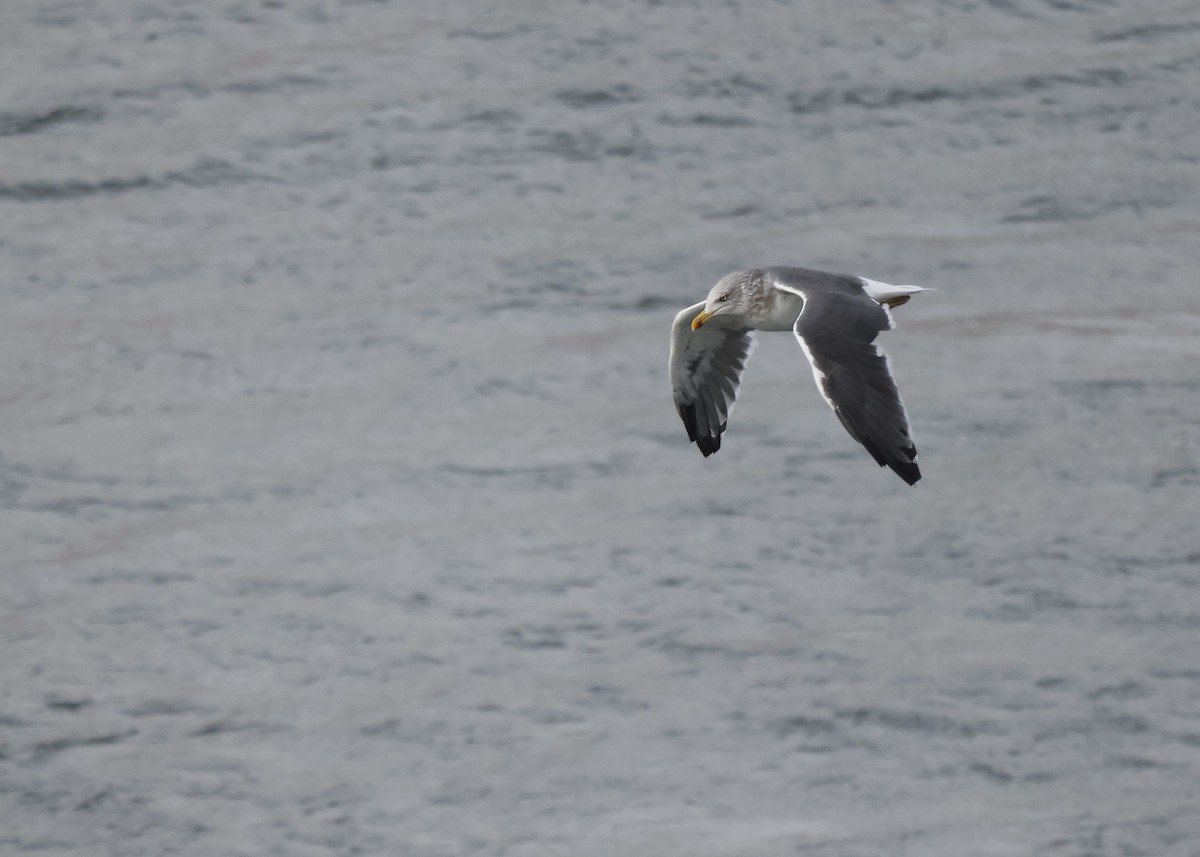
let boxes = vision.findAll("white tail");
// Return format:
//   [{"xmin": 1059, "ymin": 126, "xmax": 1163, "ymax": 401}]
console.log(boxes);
[{"xmin": 858, "ymin": 277, "xmax": 932, "ymax": 308}]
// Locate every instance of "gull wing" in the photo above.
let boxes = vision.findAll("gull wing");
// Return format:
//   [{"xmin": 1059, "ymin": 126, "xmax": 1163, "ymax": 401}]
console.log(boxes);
[
  {"xmin": 669, "ymin": 301, "xmax": 756, "ymax": 457},
  {"xmin": 778, "ymin": 284, "xmax": 921, "ymax": 485}
]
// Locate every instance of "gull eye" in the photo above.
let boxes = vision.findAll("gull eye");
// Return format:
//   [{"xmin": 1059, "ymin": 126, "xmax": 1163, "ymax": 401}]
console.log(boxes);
[{"xmin": 718, "ymin": 294, "xmax": 729, "ymax": 302}]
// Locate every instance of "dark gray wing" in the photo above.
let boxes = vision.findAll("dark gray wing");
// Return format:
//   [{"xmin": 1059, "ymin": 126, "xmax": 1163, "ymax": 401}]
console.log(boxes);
[
  {"xmin": 669, "ymin": 301, "xmax": 756, "ymax": 457},
  {"xmin": 782, "ymin": 286, "xmax": 921, "ymax": 485}
]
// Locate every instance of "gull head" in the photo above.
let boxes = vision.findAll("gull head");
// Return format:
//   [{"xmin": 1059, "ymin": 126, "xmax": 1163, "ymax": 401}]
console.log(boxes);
[{"xmin": 691, "ymin": 271, "xmax": 758, "ymax": 330}]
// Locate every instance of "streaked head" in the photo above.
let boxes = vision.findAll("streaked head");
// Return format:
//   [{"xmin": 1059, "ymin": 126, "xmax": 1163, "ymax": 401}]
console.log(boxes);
[{"xmin": 691, "ymin": 271, "xmax": 756, "ymax": 330}]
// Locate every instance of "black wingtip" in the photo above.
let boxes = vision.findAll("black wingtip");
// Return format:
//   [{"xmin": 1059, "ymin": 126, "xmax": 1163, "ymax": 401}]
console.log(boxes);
[
  {"xmin": 891, "ymin": 444, "xmax": 921, "ymax": 485},
  {"xmin": 679, "ymin": 401, "xmax": 724, "ymax": 457},
  {"xmin": 890, "ymin": 460, "xmax": 922, "ymax": 486},
  {"xmin": 860, "ymin": 436, "xmax": 921, "ymax": 485},
  {"xmin": 677, "ymin": 403, "xmax": 699, "ymax": 443}
]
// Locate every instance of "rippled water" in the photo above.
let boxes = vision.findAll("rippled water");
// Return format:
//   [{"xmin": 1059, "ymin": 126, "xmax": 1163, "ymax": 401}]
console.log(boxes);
[{"xmin": 3, "ymin": 1, "xmax": 1200, "ymax": 855}]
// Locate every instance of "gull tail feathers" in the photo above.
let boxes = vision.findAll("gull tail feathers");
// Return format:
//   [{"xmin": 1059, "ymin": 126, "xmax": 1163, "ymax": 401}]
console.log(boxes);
[{"xmin": 858, "ymin": 278, "xmax": 932, "ymax": 309}]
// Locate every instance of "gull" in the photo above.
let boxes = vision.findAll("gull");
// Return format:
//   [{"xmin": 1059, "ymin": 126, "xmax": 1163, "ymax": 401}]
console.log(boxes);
[{"xmin": 669, "ymin": 266, "xmax": 930, "ymax": 485}]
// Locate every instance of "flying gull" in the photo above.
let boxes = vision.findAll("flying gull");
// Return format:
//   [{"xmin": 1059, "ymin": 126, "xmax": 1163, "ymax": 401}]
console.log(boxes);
[{"xmin": 669, "ymin": 266, "xmax": 930, "ymax": 485}]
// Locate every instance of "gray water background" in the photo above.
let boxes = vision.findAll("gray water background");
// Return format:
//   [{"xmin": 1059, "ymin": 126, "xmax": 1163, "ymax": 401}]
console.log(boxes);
[{"xmin": 3, "ymin": 1, "xmax": 1200, "ymax": 854}]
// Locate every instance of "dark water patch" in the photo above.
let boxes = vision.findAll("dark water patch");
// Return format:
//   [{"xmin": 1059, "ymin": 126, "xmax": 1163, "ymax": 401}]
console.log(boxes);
[
  {"xmin": 44, "ymin": 697, "xmax": 93, "ymax": 712},
  {"xmin": 1037, "ymin": 100, "xmax": 1144, "ymax": 131},
  {"xmin": 656, "ymin": 111, "xmax": 754, "ymax": 129},
  {"xmin": 1053, "ymin": 378, "xmax": 1157, "ymax": 411},
  {"xmin": 222, "ymin": 73, "xmax": 325, "ymax": 95},
  {"xmin": 0, "ymin": 174, "xmax": 156, "ymax": 201},
  {"xmin": 301, "ymin": 581, "xmax": 351, "ymax": 598},
  {"xmin": 1033, "ymin": 719, "xmax": 1099, "ymax": 742},
  {"xmin": 0, "ymin": 105, "xmax": 103, "ymax": 137},
  {"xmin": 1097, "ymin": 711, "xmax": 1150, "ymax": 734},
  {"xmin": 969, "ymin": 762, "xmax": 1014, "ymax": 783},
  {"xmin": 1056, "ymin": 379, "xmax": 1145, "ymax": 395},
  {"xmin": 515, "ymin": 180, "xmax": 564, "ymax": 196},
  {"xmin": 651, "ymin": 637, "xmax": 724, "ymax": 658},
  {"xmin": 457, "ymin": 109, "xmax": 523, "ymax": 128},
  {"xmin": 681, "ymin": 73, "xmax": 770, "ymax": 99},
  {"xmin": 171, "ymin": 158, "xmax": 267, "ymax": 187},
  {"xmin": 111, "ymin": 80, "xmax": 209, "ymax": 101},
  {"xmin": 814, "ymin": 195, "xmax": 886, "ymax": 215},
  {"xmin": 74, "ymin": 788, "xmax": 112, "ymax": 812},
  {"xmin": 403, "ymin": 592, "xmax": 431, "ymax": 611},
  {"xmin": 84, "ymin": 569, "xmax": 194, "ymax": 586},
  {"xmin": 957, "ymin": 418, "xmax": 1031, "ymax": 439},
  {"xmin": 190, "ymin": 719, "xmax": 278, "ymax": 737},
  {"xmin": 1148, "ymin": 668, "xmax": 1200, "ymax": 681},
  {"xmin": 0, "ymin": 473, "xmax": 25, "ymax": 507},
  {"xmin": 398, "ymin": 178, "xmax": 440, "ymax": 195},
  {"xmin": 701, "ymin": 203, "xmax": 758, "ymax": 220},
  {"xmin": 835, "ymin": 706, "xmax": 1001, "ymax": 738},
  {"xmin": 110, "ymin": 73, "xmax": 322, "ymax": 105},
  {"xmin": 1113, "ymin": 552, "xmax": 1200, "ymax": 571},
  {"xmin": 662, "ymin": 112, "xmax": 755, "ymax": 128},
  {"xmin": 502, "ymin": 626, "xmax": 566, "ymax": 650},
  {"xmin": 1039, "ymin": 0, "xmax": 1107, "ymax": 10},
  {"xmin": 1087, "ymin": 681, "xmax": 1147, "ymax": 701},
  {"xmin": 790, "ymin": 84, "xmax": 960, "ymax": 113},
  {"xmin": 1083, "ymin": 378, "xmax": 1200, "ymax": 394},
  {"xmin": 1035, "ymin": 676, "xmax": 1069, "ymax": 690},
  {"xmin": 26, "ymin": 492, "xmax": 215, "ymax": 517},
  {"xmin": 999, "ymin": 193, "xmax": 1171, "ymax": 224},
  {"xmin": 30, "ymin": 730, "xmax": 136, "ymax": 762},
  {"xmin": 89, "ymin": 602, "xmax": 157, "ymax": 627},
  {"xmin": 1150, "ymin": 465, "xmax": 1198, "ymax": 488},
  {"xmin": 0, "ymin": 158, "xmax": 261, "ymax": 202},
  {"xmin": 6, "ymin": 463, "xmax": 120, "ymax": 489},
  {"xmin": 527, "ymin": 129, "xmax": 655, "ymax": 162},
  {"xmin": 777, "ymin": 715, "xmax": 838, "ymax": 738},
  {"xmin": 525, "ymin": 708, "xmax": 586, "ymax": 726},
  {"xmin": 973, "ymin": 596, "xmax": 1068, "ymax": 623},
  {"xmin": 1106, "ymin": 754, "xmax": 1166, "ymax": 770},
  {"xmin": 556, "ymin": 85, "xmax": 640, "ymax": 108},
  {"xmin": 123, "ymin": 700, "xmax": 210, "ymax": 718},
  {"xmin": 439, "ymin": 462, "xmax": 573, "ymax": 488},
  {"xmin": 700, "ymin": 500, "xmax": 749, "ymax": 518},
  {"xmin": 1096, "ymin": 20, "xmax": 1200, "ymax": 43},
  {"xmin": 447, "ymin": 25, "xmax": 534, "ymax": 41},
  {"xmin": 981, "ymin": 0, "xmax": 1038, "ymax": 18},
  {"xmin": 1115, "ymin": 610, "xmax": 1200, "ymax": 631},
  {"xmin": 1002, "ymin": 194, "xmax": 1091, "ymax": 223},
  {"xmin": 476, "ymin": 296, "xmax": 537, "ymax": 312},
  {"xmin": 1157, "ymin": 51, "xmax": 1200, "ymax": 74},
  {"xmin": 1012, "ymin": 586, "xmax": 1079, "ymax": 612},
  {"xmin": 359, "ymin": 718, "xmax": 402, "ymax": 737},
  {"xmin": 788, "ymin": 67, "xmax": 1130, "ymax": 115},
  {"xmin": 582, "ymin": 685, "xmax": 649, "ymax": 714},
  {"xmin": 630, "ymin": 294, "xmax": 683, "ymax": 312},
  {"xmin": 180, "ymin": 617, "xmax": 220, "ymax": 637},
  {"xmin": 296, "ymin": 782, "xmax": 364, "ymax": 816},
  {"xmin": 649, "ymin": 634, "xmax": 805, "ymax": 662},
  {"xmin": 781, "ymin": 448, "xmax": 866, "ymax": 468},
  {"xmin": 447, "ymin": 144, "xmax": 524, "ymax": 167}
]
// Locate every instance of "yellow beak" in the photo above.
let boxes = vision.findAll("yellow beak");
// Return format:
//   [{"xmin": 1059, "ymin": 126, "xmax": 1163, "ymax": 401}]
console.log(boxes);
[{"xmin": 691, "ymin": 309, "xmax": 714, "ymax": 331}]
